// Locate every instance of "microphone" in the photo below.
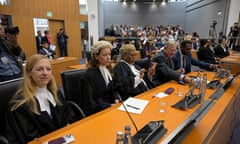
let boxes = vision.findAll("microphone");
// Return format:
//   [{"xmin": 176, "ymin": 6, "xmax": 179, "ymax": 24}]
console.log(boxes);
[
  {"xmin": 117, "ymin": 94, "xmax": 139, "ymax": 132},
  {"xmin": 115, "ymin": 84, "xmax": 168, "ymax": 144},
  {"xmin": 222, "ymin": 72, "xmax": 239, "ymax": 90}
]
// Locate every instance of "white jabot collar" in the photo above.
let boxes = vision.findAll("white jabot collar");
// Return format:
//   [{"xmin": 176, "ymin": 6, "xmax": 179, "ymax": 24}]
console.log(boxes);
[
  {"xmin": 99, "ymin": 65, "xmax": 112, "ymax": 85},
  {"xmin": 121, "ymin": 60, "xmax": 139, "ymax": 76},
  {"xmin": 35, "ymin": 87, "xmax": 56, "ymax": 116}
]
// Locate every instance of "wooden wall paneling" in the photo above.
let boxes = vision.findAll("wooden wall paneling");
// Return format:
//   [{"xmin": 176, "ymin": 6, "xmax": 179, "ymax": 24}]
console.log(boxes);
[
  {"xmin": 12, "ymin": 15, "xmax": 36, "ymax": 58},
  {"xmin": 65, "ymin": 20, "xmax": 82, "ymax": 58},
  {"xmin": 48, "ymin": 20, "xmax": 64, "ymax": 58},
  {"xmin": 0, "ymin": 0, "xmax": 85, "ymax": 59}
]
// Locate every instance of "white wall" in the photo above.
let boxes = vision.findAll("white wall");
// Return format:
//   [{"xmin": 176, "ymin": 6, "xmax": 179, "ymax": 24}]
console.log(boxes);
[
  {"xmin": 226, "ymin": 0, "xmax": 240, "ymax": 35},
  {"xmin": 87, "ymin": 0, "xmax": 100, "ymax": 50}
]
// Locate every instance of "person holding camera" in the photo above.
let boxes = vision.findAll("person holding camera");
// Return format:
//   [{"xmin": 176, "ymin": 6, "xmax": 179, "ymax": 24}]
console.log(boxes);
[
  {"xmin": 57, "ymin": 28, "xmax": 69, "ymax": 57},
  {"xmin": 228, "ymin": 22, "xmax": 239, "ymax": 50},
  {"xmin": 0, "ymin": 24, "xmax": 23, "ymax": 82}
]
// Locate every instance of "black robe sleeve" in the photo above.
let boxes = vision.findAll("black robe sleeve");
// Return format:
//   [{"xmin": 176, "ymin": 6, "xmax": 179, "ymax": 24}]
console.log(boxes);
[{"xmin": 113, "ymin": 62, "xmax": 147, "ymax": 100}]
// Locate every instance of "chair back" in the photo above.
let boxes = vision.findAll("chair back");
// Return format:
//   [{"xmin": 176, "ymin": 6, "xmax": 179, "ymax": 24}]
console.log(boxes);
[
  {"xmin": 61, "ymin": 69, "xmax": 87, "ymax": 100},
  {"xmin": 0, "ymin": 78, "xmax": 23, "ymax": 133}
]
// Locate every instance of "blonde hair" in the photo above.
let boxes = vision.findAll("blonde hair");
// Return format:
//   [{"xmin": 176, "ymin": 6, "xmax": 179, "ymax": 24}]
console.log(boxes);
[
  {"xmin": 11, "ymin": 54, "xmax": 61, "ymax": 115},
  {"xmin": 119, "ymin": 44, "xmax": 136, "ymax": 59},
  {"xmin": 88, "ymin": 40, "xmax": 113, "ymax": 69}
]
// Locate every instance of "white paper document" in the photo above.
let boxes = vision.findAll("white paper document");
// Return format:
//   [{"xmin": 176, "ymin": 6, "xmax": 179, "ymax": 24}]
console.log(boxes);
[
  {"xmin": 118, "ymin": 97, "xmax": 149, "ymax": 114},
  {"xmin": 153, "ymin": 92, "xmax": 168, "ymax": 98}
]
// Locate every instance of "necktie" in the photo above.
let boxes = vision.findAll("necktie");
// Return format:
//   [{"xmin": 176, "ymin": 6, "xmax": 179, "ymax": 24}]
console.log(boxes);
[{"xmin": 182, "ymin": 56, "xmax": 186, "ymax": 69}]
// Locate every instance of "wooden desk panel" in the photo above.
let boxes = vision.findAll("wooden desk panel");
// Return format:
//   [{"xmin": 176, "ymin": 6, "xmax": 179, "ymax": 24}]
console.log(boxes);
[
  {"xmin": 28, "ymin": 72, "xmax": 240, "ymax": 144},
  {"xmin": 183, "ymin": 76, "xmax": 240, "ymax": 144},
  {"xmin": 68, "ymin": 64, "xmax": 87, "ymax": 70},
  {"xmin": 220, "ymin": 51, "xmax": 240, "ymax": 74},
  {"xmin": 51, "ymin": 57, "xmax": 79, "ymax": 86}
]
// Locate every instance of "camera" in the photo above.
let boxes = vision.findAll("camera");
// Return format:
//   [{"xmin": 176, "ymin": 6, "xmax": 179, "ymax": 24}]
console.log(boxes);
[
  {"xmin": 5, "ymin": 26, "xmax": 20, "ymax": 35},
  {"xmin": 213, "ymin": 20, "xmax": 217, "ymax": 26}
]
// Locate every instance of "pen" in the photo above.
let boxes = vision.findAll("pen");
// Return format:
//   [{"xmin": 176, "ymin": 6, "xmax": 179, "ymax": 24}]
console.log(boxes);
[{"xmin": 126, "ymin": 104, "xmax": 140, "ymax": 110}]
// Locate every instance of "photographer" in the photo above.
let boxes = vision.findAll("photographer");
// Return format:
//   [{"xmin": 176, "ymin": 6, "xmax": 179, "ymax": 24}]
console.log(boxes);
[
  {"xmin": 0, "ymin": 24, "xmax": 23, "ymax": 82},
  {"xmin": 5, "ymin": 26, "xmax": 26, "ymax": 63},
  {"xmin": 57, "ymin": 28, "xmax": 69, "ymax": 57},
  {"xmin": 228, "ymin": 22, "xmax": 239, "ymax": 50}
]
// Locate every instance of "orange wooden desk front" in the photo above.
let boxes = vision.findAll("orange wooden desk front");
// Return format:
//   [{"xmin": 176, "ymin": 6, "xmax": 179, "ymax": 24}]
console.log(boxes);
[
  {"xmin": 220, "ymin": 51, "xmax": 240, "ymax": 74},
  {"xmin": 50, "ymin": 57, "xmax": 79, "ymax": 86},
  {"xmin": 28, "ymin": 72, "xmax": 240, "ymax": 144},
  {"xmin": 68, "ymin": 64, "xmax": 87, "ymax": 70}
]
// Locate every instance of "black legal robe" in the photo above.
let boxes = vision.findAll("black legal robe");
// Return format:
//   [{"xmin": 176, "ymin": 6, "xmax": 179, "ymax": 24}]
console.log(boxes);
[
  {"xmin": 83, "ymin": 67, "xmax": 116, "ymax": 115},
  {"xmin": 113, "ymin": 61, "xmax": 148, "ymax": 100},
  {"xmin": 4, "ymin": 95, "xmax": 75, "ymax": 144}
]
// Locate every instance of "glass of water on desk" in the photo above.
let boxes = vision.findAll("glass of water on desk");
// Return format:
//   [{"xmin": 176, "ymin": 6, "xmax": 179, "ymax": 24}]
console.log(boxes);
[{"xmin": 159, "ymin": 101, "xmax": 168, "ymax": 113}]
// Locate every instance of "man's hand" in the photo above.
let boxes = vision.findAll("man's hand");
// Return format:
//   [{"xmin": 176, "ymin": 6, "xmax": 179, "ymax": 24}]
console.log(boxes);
[
  {"xmin": 177, "ymin": 68, "xmax": 185, "ymax": 74},
  {"xmin": 210, "ymin": 64, "xmax": 219, "ymax": 70}
]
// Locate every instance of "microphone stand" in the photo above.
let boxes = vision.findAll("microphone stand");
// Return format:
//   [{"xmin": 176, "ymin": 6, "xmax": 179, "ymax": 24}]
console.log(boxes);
[{"xmin": 117, "ymin": 94, "xmax": 139, "ymax": 132}]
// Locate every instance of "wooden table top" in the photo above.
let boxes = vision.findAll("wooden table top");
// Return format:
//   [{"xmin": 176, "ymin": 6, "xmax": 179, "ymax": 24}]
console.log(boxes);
[{"xmin": 28, "ymin": 71, "xmax": 240, "ymax": 144}]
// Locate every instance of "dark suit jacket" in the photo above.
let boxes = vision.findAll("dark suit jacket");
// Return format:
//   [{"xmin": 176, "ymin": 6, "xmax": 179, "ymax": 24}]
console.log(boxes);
[
  {"xmin": 113, "ymin": 61, "xmax": 148, "ymax": 100},
  {"xmin": 197, "ymin": 47, "xmax": 218, "ymax": 64},
  {"xmin": 172, "ymin": 50, "xmax": 211, "ymax": 73},
  {"xmin": 36, "ymin": 36, "xmax": 43, "ymax": 52},
  {"xmin": 151, "ymin": 51, "xmax": 181, "ymax": 86},
  {"xmin": 214, "ymin": 44, "xmax": 230, "ymax": 58},
  {"xmin": 4, "ymin": 93, "xmax": 75, "ymax": 144}
]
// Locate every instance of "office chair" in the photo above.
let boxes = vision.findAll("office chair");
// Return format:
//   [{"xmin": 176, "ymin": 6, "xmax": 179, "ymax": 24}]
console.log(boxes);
[
  {"xmin": 61, "ymin": 69, "xmax": 88, "ymax": 117},
  {"xmin": 0, "ymin": 77, "xmax": 24, "ymax": 144}
]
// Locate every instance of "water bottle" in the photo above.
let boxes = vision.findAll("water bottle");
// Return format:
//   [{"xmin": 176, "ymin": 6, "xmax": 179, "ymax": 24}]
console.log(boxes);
[
  {"xmin": 116, "ymin": 131, "xmax": 124, "ymax": 144},
  {"xmin": 124, "ymin": 125, "xmax": 132, "ymax": 144}
]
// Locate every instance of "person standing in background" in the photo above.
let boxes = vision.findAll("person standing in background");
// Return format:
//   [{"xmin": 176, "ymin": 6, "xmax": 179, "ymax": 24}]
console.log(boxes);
[
  {"xmin": 5, "ymin": 26, "xmax": 26, "ymax": 63},
  {"xmin": 35, "ymin": 30, "xmax": 44, "ymax": 52},
  {"xmin": 228, "ymin": 22, "xmax": 239, "ymax": 50},
  {"xmin": 57, "ymin": 28, "xmax": 69, "ymax": 57},
  {"xmin": 0, "ymin": 24, "xmax": 23, "ymax": 82},
  {"xmin": 43, "ymin": 30, "xmax": 53, "ymax": 44}
]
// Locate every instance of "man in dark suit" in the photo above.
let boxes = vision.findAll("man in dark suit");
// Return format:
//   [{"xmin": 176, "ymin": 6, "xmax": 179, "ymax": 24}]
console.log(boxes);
[
  {"xmin": 197, "ymin": 39, "xmax": 219, "ymax": 64},
  {"xmin": 173, "ymin": 40, "xmax": 218, "ymax": 74},
  {"xmin": 151, "ymin": 40, "xmax": 192, "ymax": 86},
  {"xmin": 214, "ymin": 38, "xmax": 230, "ymax": 58},
  {"xmin": 35, "ymin": 30, "xmax": 44, "ymax": 52}
]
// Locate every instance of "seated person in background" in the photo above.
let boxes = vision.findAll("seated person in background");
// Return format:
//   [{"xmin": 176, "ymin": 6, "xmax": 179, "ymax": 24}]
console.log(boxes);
[
  {"xmin": 143, "ymin": 40, "xmax": 157, "ymax": 59},
  {"xmin": 152, "ymin": 40, "xmax": 192, "ymax": 86},
  {"xmin": 197, "ymin": 39, "xmax": 219, "ymax": 64},
  {"xmin": 38, "ymin": 40, "xmax": 55, "ymax": 59},
  {"xmin": 0, "ymin": 24, "xmax": 22, "ymax": 82},
  {"xmin": 173, "ymin": 40, "xmax": 218, "ymax": 73},
  {"xmin": 85, "ymin": 41, "xmax": 118, "ymax": 115},
  {"xmin": 113, "ymin": 44, "xmax": 149, "ymax": 100},
  {"xmin": 214, "ymin": 38, "xmax": 230, "ymax": 58},
  {"xmin": 4, "ymin": 54, "xmax": 75, "ymax": 144}
]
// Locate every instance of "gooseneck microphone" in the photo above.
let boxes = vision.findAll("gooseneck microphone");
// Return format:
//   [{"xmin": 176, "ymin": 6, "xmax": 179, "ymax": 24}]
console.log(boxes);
[{"xmin": 117, "ymin": 94, "xmax": 139, "ymax": 132}]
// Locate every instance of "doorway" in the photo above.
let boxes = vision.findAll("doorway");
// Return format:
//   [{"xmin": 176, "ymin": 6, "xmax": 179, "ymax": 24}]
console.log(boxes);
[{"xmin": 49, "ymin": 20, "xmax": 64, "ymax": 58}]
